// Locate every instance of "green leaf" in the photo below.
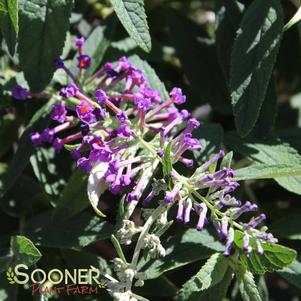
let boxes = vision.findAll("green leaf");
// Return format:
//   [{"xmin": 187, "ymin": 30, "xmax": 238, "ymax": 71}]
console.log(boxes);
[
  {"xmin": 30, "ymin": 147, "xmax": 67, "ymax": 196},
  {"xmin": 193, "ymin": 123, "xmax": 224, "ymax": 164},
  {"xmin": 220, "ymin": 151, "xmax": 233, "ymax": 169},
  {"xmin": 234, "ymin": 231, "xmax": 296, "ymax": 274},
  {"xmin": 257, "ymin": 276, "xmax": 269, "ymax": 301},
  {"xmin": 25, "ymin": 211, "xmax": 113, "ymax": 249},
  {"xmin": 252, "ymin": 81, "xmax": 277, "ymax": 138},
  {"xmin": 230, "ymin": 0, "xmax": 283, "ymax": 136},
  {"xmin": 54, "ymin": 170, "xmax": 89, "ymax": 221},
  {"xmin": 215, "ymin": 0, "xmax": 243, "ymax": 83},
  {"xmin": 179, "ymin": 268, "xmax": 233, "ymax": 301},
  {"xmin": 270, "ymin": 214, "xmax": 301, "ymax": 240},
  {"xmin": 234, "ymin": 163, "xmax": 301, "ymax": 180},
  {"xmin": 175, "ymin": 253, "xmax": 229, "ymax": 301},
  {"xmin": 128, "ymin": 55, "xmax": 169, "ymax": 101},
  {"xmin": 0, "ymin": 98, "xmax": 55, "ymax": 199},
  {"xmin": 278, "ymin": 259, "xmax": 301, "ymax": 290},
  {"xmin": 18, "ymin": 0, "xmax": 73, "ymax": 92},
  {"xmin": 0, "ymin": 0, "xmax": 18, "ymax": 55},
  {"xmin": 169, "ymin": 9, "xmax": 231, "ymax": 113},
  {"xmin": 83, "ymin": 15, "xmax": 117, "ymax": 77},
  {"xmin": 111, "ymin": 0, "xmax": 151, "ymax": 52},
  {"xmin": 10, "ymin": 236, "xmax": 42, "ymax": 266},
  {"xmin": 284, "ymin": 6, "xmax": 301, "ymax": 31},
  {"xmin": 225, "ymin": 132, "xmax": 301, "ymax": 195},
  {"xmin": 237, "ymin": 270, "xmax": 261, "ymax": 301},
  {"xmin": 138, "ymin": 227, "xmax": 224, "ymax": 279},
  {"xmin": 7, "ymin": 0, "xmax": 18, "ymax": 33},
  {"xmin": 162, "ymin": 141, "xmax": 172, "ymax": 177},
  {"xmin": 111, "ymin": 234, "xmax": 127, "ymax": 264}
]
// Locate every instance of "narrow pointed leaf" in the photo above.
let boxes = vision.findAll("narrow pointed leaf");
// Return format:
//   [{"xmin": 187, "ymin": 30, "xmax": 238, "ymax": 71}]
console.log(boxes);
[
  {"xmin": 18, "ymin": 0, "xmax": 73, "ymax": 92},
  {"xmin": 111, "ymin": 0, "xmax": 151, "ymax": 52},
  {"xmin": 230, "ymin": 0, "xmax": 283, "ymax": 136}
]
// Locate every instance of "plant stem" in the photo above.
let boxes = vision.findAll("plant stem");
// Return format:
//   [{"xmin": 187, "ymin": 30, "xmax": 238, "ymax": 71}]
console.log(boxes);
[
  {"xmin": 135, "ymin": 137, "xmax": 244, "ymax": 232},
  {"xmin": 131, "ymin": 205, "xmax": 165, "ymax": 267}
]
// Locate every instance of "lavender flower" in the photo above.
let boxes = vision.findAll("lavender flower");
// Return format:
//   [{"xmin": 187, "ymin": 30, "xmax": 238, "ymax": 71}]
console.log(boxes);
[
  {"xmin": 75, "ymin": 37, "xmax": 85, "ymax": 47},
  {"xmin": 76, "ymin": 101, "xmax": 96, "ymax": 124},
  {"xmin": 28, "ymin": 51, "xmax": 278, "ymax": 261},
  {"xmin": 77, "ymin": 54, "xmax": 91, "ymax": 69},
  {"xmin": 30, "ymin": 132, "xmax": 42, "ymax": 146},
  {"xmin": 55, "ymin": 58, "xmax": 64, "ymax": 69},
  {"xmin": 12, "ymin": 84, "xmax": 29, "ymax": 100},
  {"xmin": 60, "ymin": 83, "xmax": 79, "ymax": 98},
  {"xmin": 170, "ymin": 87, "xmax": 186, "ymax": 104},
  {"xmin": 51, "ymin": 103, "xmax": 67, "ymax": 123},
  {"xmin": 95, "ymin": 89, "xmax": 109, "ymax": 104}
]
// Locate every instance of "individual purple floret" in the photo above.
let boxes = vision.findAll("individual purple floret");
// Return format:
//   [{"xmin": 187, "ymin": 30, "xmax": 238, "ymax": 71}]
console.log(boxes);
[
  {"xmin": 55, "ymin": 58, "xmax": 65, "ymax": 69},
  {"xmin": 75, "ymin": 37, "xmax": 85, "ymax": 47},
  {"xmin": 30, "ymin": 132, "xmax": 42, "ymax": 146},
  {"xmin": 76, "ymin": 101, "xmax": 96, "ymax": 124},
  {"xmin": 60, "ymin": 83, "xmax": 79, "ymax": 98},
  {"xmin": 170, "ymin": 87, "xmax": 186, "ymax": 104},
  {"xmin": 12, "ymin": 84, "xmax": 29, "ymax": 100},
  {"xmin": 77, "ymin": 55, "xmax": 91, "ymax": 69},
  {"xmin": 51, "ymin": 103, "xmax": 67, "ymax": 123}
]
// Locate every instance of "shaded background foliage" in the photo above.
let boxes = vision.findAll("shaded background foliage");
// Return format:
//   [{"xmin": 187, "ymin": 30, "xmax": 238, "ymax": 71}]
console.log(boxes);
[{"xmin": 1, "ymin": 0, "xmax": 301, "ymax": 300}]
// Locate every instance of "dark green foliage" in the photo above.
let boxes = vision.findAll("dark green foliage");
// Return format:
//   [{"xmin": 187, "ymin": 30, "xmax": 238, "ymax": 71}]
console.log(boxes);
[{"xmin": 1, "ymin": 0, "xmax": 301, "ymax": 300}]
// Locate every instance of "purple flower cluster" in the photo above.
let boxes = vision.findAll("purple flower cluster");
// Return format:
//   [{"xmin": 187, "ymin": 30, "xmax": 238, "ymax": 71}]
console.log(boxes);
[{"xmin": 23, "ymin": 36, "xmax": 277, "ymax": 258}]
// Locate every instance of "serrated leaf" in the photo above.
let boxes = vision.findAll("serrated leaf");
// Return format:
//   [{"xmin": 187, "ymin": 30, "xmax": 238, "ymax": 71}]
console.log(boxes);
[
  {"xmin": 128, "ymin": 55, "xmax": 169, "ymax": 101},
  {"xmin": 138, "ymin": 227, "xmax": 224, "ymax": 279},
  {"xmin": 11, "ymin": 236, "xmax": 41, "ymax": 266},
  {"xmin": 18, "ymin": 0, "xmax": 73, "ymax": 92},
  {"xmin": 234, "ymin": 163, "xmax": 301, "ymax": 180},
  {"xmin": 0, "ymin": 0, "xmax": 18, "ymax": 55},
  {"xmin": 111, "ymin": 0, "xmax": 151, "ymax": 52},
  {"xmin": 225, "ymin": 132, "xmax": 301, "ymax": 195},
  {"xmin": 257, "ymin": 276, "xmax": 269, "ymax": 301},
  {"xmin": 278, "ymin": 259, "xmax": 301, "ymax": 290},
  {"xmin": 175, "ymin": 253, "xmax": 229, "ymax": 301},
  {"xmin": 234, "ymin": 231, "xmax": 296, "ymax": 274},
  {"xmin": 230, "ymin": 0, "xmax": 283, "ymax": 136},
  {"xmin": 238, "ymin": 270, "xmax": 261, "ymax": 301},
  {"xmin": 87, "ymin": 162, "xmax": 109, "ymax": 218}
]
